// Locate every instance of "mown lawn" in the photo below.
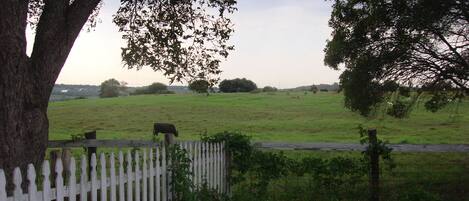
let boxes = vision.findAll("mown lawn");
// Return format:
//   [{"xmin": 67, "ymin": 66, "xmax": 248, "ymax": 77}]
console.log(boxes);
[{"xmin": 48, "ymin": 92, "xmax": 469, "ymax": 144}]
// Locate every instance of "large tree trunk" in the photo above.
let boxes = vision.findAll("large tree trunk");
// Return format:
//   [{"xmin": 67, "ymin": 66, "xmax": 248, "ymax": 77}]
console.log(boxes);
[{"xmin": 0, "ymin": 0, "xmax": 101, "ymax": 193}]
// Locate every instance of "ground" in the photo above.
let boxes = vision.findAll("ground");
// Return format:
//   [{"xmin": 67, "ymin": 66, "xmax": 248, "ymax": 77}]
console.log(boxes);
[
  {"xmin": 47, "ymin": 92, "xmax": 469, "ymax": 201},
  {"xmin": 49, "ymin": 92, "xmax": 469, "ymax": 144}
]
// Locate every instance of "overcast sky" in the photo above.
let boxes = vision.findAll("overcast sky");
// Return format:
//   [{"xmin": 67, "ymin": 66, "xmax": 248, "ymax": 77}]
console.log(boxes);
[{"xmin": 28, "ymin": 0, "xmax": 341, "ymax": 88}]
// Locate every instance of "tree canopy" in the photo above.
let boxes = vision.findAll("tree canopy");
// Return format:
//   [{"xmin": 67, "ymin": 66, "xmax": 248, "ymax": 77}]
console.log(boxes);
[
  {"xmin": 99, "ymin": 78, "xmax": 125, "ymax": 98},
  {"xmin": 189, "ymin": 80, "xmax": 211, "ymax": 94},
  {"xmin": 219, "ymin": 78, "xmax": 257, "ymax": 93},
  {"xmin": 0, "ymin": 0, "xmax": 237, "ymax": 190},
  {"xmin": 324, "ymin": 0, "xmax": 468, "ymax": 117}
]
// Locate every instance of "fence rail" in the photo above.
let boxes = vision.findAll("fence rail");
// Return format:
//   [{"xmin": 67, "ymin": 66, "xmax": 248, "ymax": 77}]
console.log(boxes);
[
  {"xmin": 0, "ymin": 141, "xmax": 226, "ymax": 201},
  {"xmin": 255, "ymin": 142, "xmax": 469, "ymax": 152}
]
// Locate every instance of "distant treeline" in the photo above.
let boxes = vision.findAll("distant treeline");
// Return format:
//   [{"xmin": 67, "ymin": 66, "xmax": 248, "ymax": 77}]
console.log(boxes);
[{"xmin": 50, "ymin": 84, "xmax": 191, "ymax": 101}]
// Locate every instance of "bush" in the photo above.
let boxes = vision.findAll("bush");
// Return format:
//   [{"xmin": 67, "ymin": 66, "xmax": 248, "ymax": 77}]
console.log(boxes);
[
  {"xmin": 131, "ymin": 82, "xmax": 174, "ymax": 95},
  {"xmin": 203, "ymin": 131, "xmax": 369, "ymax": 201},
  {"xmin": 219, "ymin": 78, "xmax": 257, "ymax": 93},
  {"xmin": 100, "ymin": 78, "xmax": 125, "ymax": 98},
  {"xmin": 262, "ymin": 86, "xmax": 277, "ymax": 92},
  {"xmin": 189, "ymin": 80, "xmax": 211, "ymax": 94}
]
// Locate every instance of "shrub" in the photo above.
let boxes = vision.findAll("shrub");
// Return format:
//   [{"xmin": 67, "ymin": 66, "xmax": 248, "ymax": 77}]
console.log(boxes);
[
  {"xmin": 131, "ymin": 82, "xmax": 174, "ymax": 95},
  {"xmin": 189, "ymin": 80, "xmax": 211, "ymax": 94},
  {"xmin": 262, "ymin": 86, "xmax": 277, "ymax": 92},
  {"xmin": 219, "ymin": 78, "xmax": 257, "ymax": 93}
]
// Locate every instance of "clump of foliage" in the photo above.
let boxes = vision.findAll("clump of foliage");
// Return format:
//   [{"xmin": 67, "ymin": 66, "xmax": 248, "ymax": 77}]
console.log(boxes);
[
  {"xmin": 324, "ymin": 0, "xmax": 468, "ymax": 117},
  {"xmin": 189, "ymin": 80, "xmax": 211, "ymax": 94},
  {"xmin": 262, "ymin": 86, "xmax": 278, "ymax": 92},
  {"xmin": 219, "ymin": 78, "xmax": 258, "ymax": 93},
  {"xmin": 202, "ymin": 132, "xmax": 371, "ymax": 200},
  {"xmin": 131, "ymin": 82, "xmax": 174, "ymax": 95},
  {"xmin": 99, "ymin": 78, "xmax": 127, "ymax": 98},
  {"xmin": 310, "ymin": 85, "xmax": 319, "ymax": 94}
]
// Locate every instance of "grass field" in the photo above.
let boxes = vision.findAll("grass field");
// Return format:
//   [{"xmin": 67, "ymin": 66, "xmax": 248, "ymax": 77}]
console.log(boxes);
[{"xmin": 48, "ymin": 92, "xmax": 469, "ymax": 144}]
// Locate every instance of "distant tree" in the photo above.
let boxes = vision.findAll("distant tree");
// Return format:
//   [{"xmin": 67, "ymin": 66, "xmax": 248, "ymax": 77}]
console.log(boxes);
[
  {"xmin": 189, "ymin": 80, "xmax": 211, "ymax": 94},
  {"xmin": 310, "ymin": 85, "xmax": 319, "ymax": 94},
  {"xmin": 320, "ymin": 89, "xmax": 329, "ymax": 92},
  {"xmin": 147, "ymin": 82, "xmax": 168, "ymax": 94},
  {"xmin": 324, "ymin": 0, "xmax": 469, "ymax": 117},
  {"xmin": 99, "ymin": 79, "xmax": 123, "ymax": 98},
  {"xmin": 219, "ymin": 78, "xmax": 258, "ymax": 93},
  {"xmin": 132, "ymin": 82, "xmax": 172, "ymax": 95},
  {"xmin": 262, "ymin": 86, "xmax": 278, "ymax": 92}
]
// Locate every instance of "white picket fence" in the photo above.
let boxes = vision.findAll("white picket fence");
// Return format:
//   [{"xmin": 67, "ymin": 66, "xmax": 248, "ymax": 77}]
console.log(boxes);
[{"xmin": 0, "ymin": 141, "xmax": 227, "ymax": 201}]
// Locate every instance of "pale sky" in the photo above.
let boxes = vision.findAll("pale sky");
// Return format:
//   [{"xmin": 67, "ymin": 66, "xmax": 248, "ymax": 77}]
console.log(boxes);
[{"xmin": 28, "ymin": 0, "xmax": 341, "ymax": 88}]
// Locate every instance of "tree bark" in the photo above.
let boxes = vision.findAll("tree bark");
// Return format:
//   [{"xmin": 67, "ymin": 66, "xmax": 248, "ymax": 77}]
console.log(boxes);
[{"xmin": 0, "ymin": 0, "xmax": 100, "ymax": 193}]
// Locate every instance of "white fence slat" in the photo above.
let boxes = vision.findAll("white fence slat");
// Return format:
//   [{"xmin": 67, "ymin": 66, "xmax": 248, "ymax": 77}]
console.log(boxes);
[
  {"xmin": 100, "ymin": 153, "xmax": 107, "ymax": 201},
  {"xmin": 209, "ymin": 143, "xmax": 213, "ymax": 188},
  {"xmin": 27, "ymin": 164, "xmax": 37, "ymax": 201},
  {"xmin": 222, "ymin": 142, "xmax": 226, "ymax": 193},
  {"xmin": 149, "ymin": 149, "xmax": 155, "ymax": 201},
  {"xmin": 91, "ymin": 154, "xmax": 97, "ymax": 201},
  {"xmin": 118, "ymin": 152, "xmax": 125, "ymax": 201},
  {"xmin": 161, "ymin": 146, "xmax": 167, "ymax": 201},
  {"xmin": 214, "ymin": 143, "xmax": 218, "ymax": 191},
  {"xmin": 80, "ymin": 156, "xmax": 87, "ymax": 201},
  {"xmin": 56, "ymin": 158, "xmax": 64, "ymax": 201},
  {"xmin": 219, "ymin": 143, "xmax": 222, "ymax": 192},
  {"xmin": 215, "ymin": 143, "xmax": 220, "ymax": 191},
  {"xmin": 110, "ymin": 153, "xmax": 117, "ymax": 201},
  {"xmin": 42, "ymin": 161, "xmax": 51, "ymax": 201},
  {"xmin": 155, "ymin": 148, "xmax": 161, "ymax": 201},
  {"xmin": 143, "ymin": 149, "xmax": 148, "ymax": 201},
  {"xmin": 126, "ymin": 151, "xmax": 133, "ymax": 201},
  {"xmin": 166, "ymin": 145, "xmax": 172, "ymax": 201},
  {"xmin": 13, "ymin": 167, "xmax": 22, "ymax": 201},
  {"xmin": 68, "ymin": 158, "xmax": 76, "ymax": 201},
  {"xmin": 197, "ymin": 142, "xmax": 202, "ymax": 186},
  {"xmin": 0, "ymin": 170, "xmax": 7, "ymax": 201},
  {"xmin": 135, "ymin": 151, "xmax": 140, "ymax": 201}
]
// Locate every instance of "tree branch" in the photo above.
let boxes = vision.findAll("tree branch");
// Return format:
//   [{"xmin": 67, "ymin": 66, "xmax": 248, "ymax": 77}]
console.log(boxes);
[{"xmin": 30, "ymin": 0, "xmax": 101, "ymax": 97}]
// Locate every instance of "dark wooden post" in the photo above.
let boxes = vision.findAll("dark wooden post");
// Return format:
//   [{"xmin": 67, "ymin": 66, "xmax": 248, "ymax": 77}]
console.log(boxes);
[
  {"xmin": 368, "ymin": 129, "xmax": 379, "ymax": 201},
  {"xmin": 85, "ymin": 130, "xmax": 97, "ymax": 178},
  {"xmin": 164, "ymin": 133, "xmax": 175, "ymax": 147}
]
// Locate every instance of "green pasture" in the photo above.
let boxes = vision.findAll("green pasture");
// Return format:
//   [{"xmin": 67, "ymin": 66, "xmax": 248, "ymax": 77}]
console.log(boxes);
[{"xmin": 48, "ymin": 92, "xmax": 469, "ymax": 144}]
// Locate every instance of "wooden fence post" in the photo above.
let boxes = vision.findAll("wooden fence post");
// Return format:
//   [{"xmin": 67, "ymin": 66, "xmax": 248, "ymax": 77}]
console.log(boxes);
[
  {"xmin": 368, "ymin": 129, "xmax": 379, "ymax": 201},
  {"xmin": 85, "ymin": 131, "xmax": 97, "ymax": 178}
]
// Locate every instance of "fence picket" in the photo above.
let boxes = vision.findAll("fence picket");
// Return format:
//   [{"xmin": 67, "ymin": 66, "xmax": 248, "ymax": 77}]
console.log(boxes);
[
  {"xmin": 43, "ymin": 161, "xmax": 51, "ymax": 201},
  {"xmin": 80, "ymin": 156, "xmax": 87, "ymax": 201},
  {"xmin": 13, "ymin": 167, "xmax": 22, "ymax": 201},
  {"xmin": 216, "ymin": 143, "xmax": 220, "ymax": 192},
  {"xmin": 155, "ymin": 148, "xmax": 161, "ymax": 201},
  {"xmin": 0, "ymin": 170, "xmax": 7, "ymax": 201},
  {"xmin": 161, "ymin": 145, "xmax": 167, "ymax": 201},
  {"xmin": 27, "ymin": 164, "xmax": 37, "ymax": 201},
  {"xmin": 143, "ymin": 149, "xmax": 148, "ymax": 201},
  {"xmin": 110, "ymin": 153, "xmax": 117, "ymax": 201},
  {"xmin": 100, "ymin": 153, "xmax": 107, "ymax": 201},
  {"xmin": 118, "ymin": 152, "xmax": 125, "ymax": 201},
  {"xmin": 91, "ymin": 154, "xmax": 97, "ymax": 201},
  {"xmin": 149, "ymin": 149, "xmax": 155, "ymax": 201},
  {"xmin": 135, "ymin": 151, "xmax": 140, "ymax": 201},
  {"xmin": 69, "ymin": 158, "xmax": 76, "ymax": 201},
  {"xmin": 198, "ymin": 142, "xmax": 202, "ymax": 186},
  {"xmin": 126, "ymin": 151, "xmax": 133, "ymax": 201}
]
